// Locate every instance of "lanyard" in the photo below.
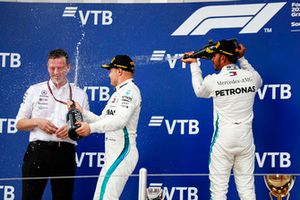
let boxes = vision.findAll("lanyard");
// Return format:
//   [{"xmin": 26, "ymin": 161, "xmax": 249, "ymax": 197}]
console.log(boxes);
[{"xmin": 47, "ymin": 81, "xmax": 72, "ymax": 105}]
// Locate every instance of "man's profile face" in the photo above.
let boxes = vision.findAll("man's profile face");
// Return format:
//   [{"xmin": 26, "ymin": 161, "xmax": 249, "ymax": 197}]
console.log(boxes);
[
  {"xmin": 211, "ymin": 53, "xmax": 222, "ymax": 71},
  {"xmin": 109, "ymin": 68, "xmax": 119, "ymax": 87}
]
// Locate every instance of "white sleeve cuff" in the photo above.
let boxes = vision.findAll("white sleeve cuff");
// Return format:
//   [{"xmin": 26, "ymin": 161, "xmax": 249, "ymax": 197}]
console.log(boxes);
[{"xmin": 89, "ymin": 121, "xmax": 103, "ymax": 134}]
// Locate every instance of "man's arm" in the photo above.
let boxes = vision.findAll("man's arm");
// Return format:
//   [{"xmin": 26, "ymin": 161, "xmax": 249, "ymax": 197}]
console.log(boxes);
[
  {"xmin": 237, "ymin": 43, "xmax": 257, "ymax": 72},
  {"xmin": 182, "ymin": 55, "xmax": 213, "ymax": 98},
  {"xmin": 75, "ymin": 87, "xmax": 140, "ymax": 136},
  {"xmin": 67, "ymin": 99, "xmax": 102, "ymax": 124},
  {"xmin": 17, "ymin": 118, "xmax": 58, "ymax": 135},
  {"xmin": 16, "ymin": 86, "xmax": 58, "ymax": 134},
  {"xmin": 82, "ymin": 109, "xmax": 104, "ymax": 123},
  {"xmin": 16, "ymin": 118, "xmax": 38, "ymax": 131},
  {"xmin": 237, "ymin": 44, "xmax": 263, "ymax": 89},
  {"xmin": 190, "ymin": 62, "xmax": 213, "ymax": 98},
  {"xmin": 89, "ymin": 89, "xmax": 139, "ymax": 133}
]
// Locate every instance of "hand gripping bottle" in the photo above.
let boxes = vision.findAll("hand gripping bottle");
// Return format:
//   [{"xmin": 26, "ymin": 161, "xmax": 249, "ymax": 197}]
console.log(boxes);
[{"xmin": 67, "ymin": 100, "xmax": 83, "ymax": 141}]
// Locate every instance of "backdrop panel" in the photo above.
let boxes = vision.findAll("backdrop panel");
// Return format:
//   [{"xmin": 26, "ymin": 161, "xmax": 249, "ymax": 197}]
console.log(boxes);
[{"xmin": 0, "ymin": 1, "xmax": 299, "ymax": 199}]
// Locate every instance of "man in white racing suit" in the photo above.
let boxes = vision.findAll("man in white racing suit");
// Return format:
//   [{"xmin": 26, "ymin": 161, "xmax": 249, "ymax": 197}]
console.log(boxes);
[
  {"xmin": 182, "ymin": 40, "xmax": 262, "ymax": 200},
  {"xmin": 72, "ymin": 55, "xmax": 141, "ymax": 200}
]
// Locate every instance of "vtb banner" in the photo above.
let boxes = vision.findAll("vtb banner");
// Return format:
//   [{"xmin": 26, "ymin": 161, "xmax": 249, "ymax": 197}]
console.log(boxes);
[{"xmin": 0, "ymin": 1, "xmax": 299, "ymax": 199}]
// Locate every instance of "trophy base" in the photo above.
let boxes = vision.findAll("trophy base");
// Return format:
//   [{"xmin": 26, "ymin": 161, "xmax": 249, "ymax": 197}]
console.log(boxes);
[{"xmin": 269, "ymin": 192, "xmax": 290, "ymax": 200}]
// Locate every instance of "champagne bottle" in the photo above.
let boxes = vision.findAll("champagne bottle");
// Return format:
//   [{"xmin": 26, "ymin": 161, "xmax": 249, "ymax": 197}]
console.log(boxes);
[
  {"xmin": 67, "ymin": 100, "xmax": 83, "ymax": 141},
  {"xmin": 183, "ymin": 40, "xmax": 215, "ymax": 60},
  {"xmin": 183, "ymin": 38, "xmax": 240, "ymax": 60}
]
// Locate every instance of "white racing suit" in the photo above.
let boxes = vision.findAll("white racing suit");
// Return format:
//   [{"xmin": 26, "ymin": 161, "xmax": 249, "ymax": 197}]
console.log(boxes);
[
  {"xmin": 190, "ymin": 57, "xmax": 262, "ymax": 200},
  {"xmin": 82, "ymin": 79, "xmax": 141, "ymax": 200}
]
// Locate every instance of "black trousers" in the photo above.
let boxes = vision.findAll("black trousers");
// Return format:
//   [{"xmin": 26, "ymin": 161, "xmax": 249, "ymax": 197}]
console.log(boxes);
[{"xmin": 22, "ymin": 141, "xmax": 76, "ymax": 200}]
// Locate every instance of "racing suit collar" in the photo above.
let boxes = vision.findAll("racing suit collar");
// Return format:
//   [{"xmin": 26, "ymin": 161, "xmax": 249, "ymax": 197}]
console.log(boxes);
[
  {"xmin": 221, "ymin": 64, "xmax": 238, "ymax": 73},
  {"xmin": 115, "ymin": 78, "xmax": 133, "ymax": 91}
]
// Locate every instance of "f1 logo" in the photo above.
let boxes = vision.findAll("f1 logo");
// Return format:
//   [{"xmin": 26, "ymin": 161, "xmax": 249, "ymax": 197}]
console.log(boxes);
[{"xmin": 172, "ymin": 2, "xmax": 286, "ymax": 35}]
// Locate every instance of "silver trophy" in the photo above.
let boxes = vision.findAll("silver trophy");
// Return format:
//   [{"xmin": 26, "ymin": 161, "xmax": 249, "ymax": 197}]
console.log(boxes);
[
  {"xmin": 264, "ymin": 174, "xmax": 295, "ymax": 200},
  {"xmin": 146, "ymin": 183, "xmax": 165, "ymax": 200}
]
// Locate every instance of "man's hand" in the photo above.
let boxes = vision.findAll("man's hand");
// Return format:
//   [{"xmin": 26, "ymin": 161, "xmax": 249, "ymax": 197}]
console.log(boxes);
[
  {"xmin": 35, "ymin": 119, "xmax": 58, "ymax": 135},
  {"xmin": 66, "ymin": 101, "xmax": 83, "ymax": 112},
  {"xmin": 181, "ymin": 52, "xmax": 198, "ymax": 63},
  {"xmin": 237, "ymin": 43, "xmax": 246, "ymax": 58},
  {"xmin": 55, "ymin": 125, "xmax": 69, "ymax": 139},
  {"xmin": 75, "ymin": 122, "xmax": 91, "ymax": 137}
]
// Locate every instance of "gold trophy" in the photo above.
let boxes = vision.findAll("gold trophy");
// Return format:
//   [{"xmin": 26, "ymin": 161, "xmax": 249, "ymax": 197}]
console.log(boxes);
[{"xmin": 264, "ymin": 174, "xmax": 295, "ymax": 200}]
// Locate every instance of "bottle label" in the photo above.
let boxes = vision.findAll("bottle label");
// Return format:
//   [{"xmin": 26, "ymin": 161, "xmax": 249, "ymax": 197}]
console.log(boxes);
[
  {"xmin": 67, "ymin": 118, "xmax": 72, "ymax": 129},
  {"xmin": 74, "ymin": 111, "xmax": 83, "ymax": 122}
]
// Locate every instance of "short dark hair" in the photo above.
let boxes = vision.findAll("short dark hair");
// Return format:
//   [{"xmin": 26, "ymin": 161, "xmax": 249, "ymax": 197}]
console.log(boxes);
[
  {"xmin": 48, "ymin": 49, "xmax": 69, "ymax": 64},
  {"xmin": 227, "ymin": 55, "xmax": 238, "ymax": 64}
]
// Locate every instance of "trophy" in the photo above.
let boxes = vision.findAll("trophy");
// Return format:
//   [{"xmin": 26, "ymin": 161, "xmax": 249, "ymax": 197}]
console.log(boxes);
[
  {"xmin": 264, "ymin": 174, "xmax": 295, "ymax": 200},
  {"xmin": 146, "ymin": 183, "xmax": 165, "ymax": 200}
]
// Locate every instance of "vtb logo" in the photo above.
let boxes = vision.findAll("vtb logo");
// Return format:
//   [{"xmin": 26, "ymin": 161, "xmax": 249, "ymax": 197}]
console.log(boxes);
[
  {"xmin": 0, "ymin": 52, "xmax": 21, "ymax": 68},
  {"xmin": 149, "ymin": 116, "xmax": 199, "ymax": 135},
  {"xmin": 62, "ymin": 7, "xmax": 113, "ymax": 26},
  {"xmin": 148, "ymin": 183, "xmax": 198, "ymax": 200},
  {"xmin": 150, "ymin": 50, "xmax": 187, "ymax": 69},
  {"xmin": 172, "ymin": 2, "xmax": 286, "ymax": 36}
]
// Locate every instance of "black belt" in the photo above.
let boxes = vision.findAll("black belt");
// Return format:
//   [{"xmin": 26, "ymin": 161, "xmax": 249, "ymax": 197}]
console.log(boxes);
[{"xmin": 30, "ymin": 140, "xmax": 74, "ymax": 148}]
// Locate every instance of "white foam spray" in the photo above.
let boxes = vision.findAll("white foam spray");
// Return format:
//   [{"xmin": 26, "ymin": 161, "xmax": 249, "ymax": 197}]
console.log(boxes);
[{"xmin": 74, "ymin": 32, "xmax": 85, "ymax": 86}]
